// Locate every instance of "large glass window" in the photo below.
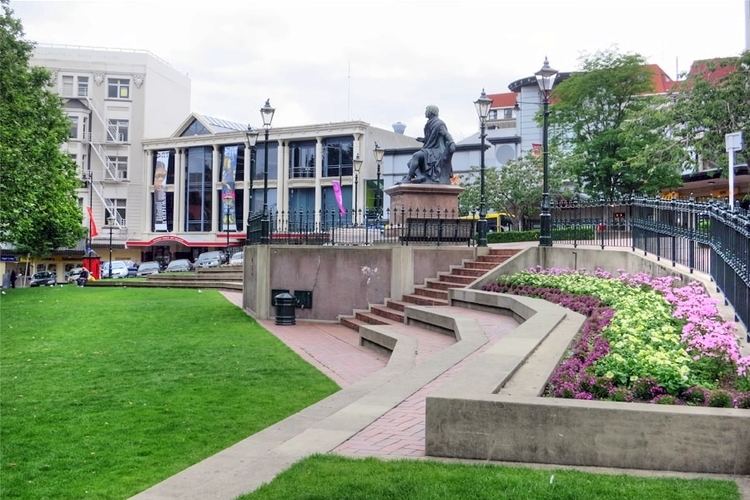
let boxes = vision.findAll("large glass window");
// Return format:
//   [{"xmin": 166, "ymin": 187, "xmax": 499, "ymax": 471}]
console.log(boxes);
[
  {"xmin": 322, "ymin": 185, "xmax": 352, "ymax": 215},
  {"xmin": 251, "ymin": 188, "xmax": 277, "ymax": 213},
  {"xmin": 289, "ymin": 141, "xmax": 316, "ymax": 178},
  {"xmin": 68, "ymin": 116, "xmax": 79, "ymax": 139},
  {"xmin": 77, "ymin": 76, "xmax": 89, "ymax": 97},
  {"xmin": 107, "ymin": 78, "xmax": 130, "ymax": 99},
  {"xmin": 253, "ymin": 142, "xmax": 278, "ymax": 180},
  {"xmin": 185, "ymin": 147, "xmax": 213, "ymax": 232},
  {"xmin": 216, "ymin": 189, "xmax": 244, "ymax": 231},
  {"xmin": 181, "ymin": 119, "xmax": 211, "ymax": 137},
  {"xmin": 323, "ymin": 137, "xmax": 353, "ymax": 178},
  {"xmin": 288, "ymin": 188, "xmax": 315, "ymax": 213},
  {"xmin": 220, "ymin": 144, "xmax": 246, "ymax": 179}
]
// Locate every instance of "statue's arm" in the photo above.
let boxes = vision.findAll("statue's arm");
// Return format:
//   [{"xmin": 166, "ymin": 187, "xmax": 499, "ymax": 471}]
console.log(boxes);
[{"xmin": 443, "ymin": 128, "xmax": 456, "ymax": 154}]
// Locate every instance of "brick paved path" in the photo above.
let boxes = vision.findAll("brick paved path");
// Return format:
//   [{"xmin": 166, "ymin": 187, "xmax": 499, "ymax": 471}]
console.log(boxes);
[{"xmin": 334, "ymin": 307, "xmax": 517, "ymax": 457}]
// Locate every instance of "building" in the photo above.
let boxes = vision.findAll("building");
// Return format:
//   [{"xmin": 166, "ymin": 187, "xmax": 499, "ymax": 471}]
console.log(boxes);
[
  {"xmin": 27, "ymin": 44, "xmax": 191, "ymax": 280},
  {"xmin": 136, "ymin": 116, "xmax": 419, "ymax": 264}
]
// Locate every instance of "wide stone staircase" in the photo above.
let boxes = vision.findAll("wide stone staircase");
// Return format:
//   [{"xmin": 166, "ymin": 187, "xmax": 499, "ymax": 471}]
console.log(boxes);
[
  {"xmin": 340, "ymin": 248, "xmax": 518, "ymax": 331},
  {"xmin": 89, "ymin": 266, "xmax": 243, "ymax": 290}
]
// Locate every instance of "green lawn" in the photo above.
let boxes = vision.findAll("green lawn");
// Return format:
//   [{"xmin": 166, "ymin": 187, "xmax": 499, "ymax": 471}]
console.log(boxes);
[
  {"xmin": 244, "ymin": 455, "xmax": 739, "ymax": 500},
  {"xmin": 0, "ymin": 287, "xmax": 339, "ymax": 498}
]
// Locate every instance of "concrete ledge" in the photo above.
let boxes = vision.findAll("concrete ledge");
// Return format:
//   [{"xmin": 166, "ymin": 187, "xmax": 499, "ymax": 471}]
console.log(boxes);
[{"xmin": 427, "ymin": 253, "xmax": 750, "ymax": 475}]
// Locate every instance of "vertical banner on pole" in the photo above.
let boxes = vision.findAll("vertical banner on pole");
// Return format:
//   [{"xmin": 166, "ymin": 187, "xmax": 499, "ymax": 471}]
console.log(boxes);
[
  {"xmin": 222, "ymin": 146, "xmax": 238, "ymax": 231},
  {"xmin": 725, "ymin": 132, "xmax": 743, "ymax": 211},
  {"xmin": 332, "ymin": 180, "xmax": 346, "ymax": 216},
  {"xmin": 154, "ymin": 151, "xmax": 170, "ymax": 231}
]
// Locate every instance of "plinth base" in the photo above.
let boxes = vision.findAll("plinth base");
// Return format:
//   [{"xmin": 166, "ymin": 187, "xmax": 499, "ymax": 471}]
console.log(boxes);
[{"xmin": 384, "ymin": 183, "xmax": 464, "ymax": 225}]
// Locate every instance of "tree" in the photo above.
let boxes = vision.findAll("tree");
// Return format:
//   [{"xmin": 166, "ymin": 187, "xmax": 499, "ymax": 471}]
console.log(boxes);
[
  {"xmin": 0, "ymin": 1, "xmax": 83, "ymax": 256},
  {"xmin": 667, "ymin": 51, "xmax": 750, "ymax": 174},
  {"xmin": 549, "ymin": 49, "xmax": 683, "ymax": 198},
  {"xmin": 459, "ymin": 155, "xmax": 553, "ymax": 230}
]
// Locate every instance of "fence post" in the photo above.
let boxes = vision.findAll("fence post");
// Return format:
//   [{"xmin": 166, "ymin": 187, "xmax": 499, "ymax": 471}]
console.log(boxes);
[
  {"xmin": 629, "ymin": 194, "xmax": 635, "ymax": 252},
  {"xmin": 688, "ymin": 197, "xmax": 695, "ymax": 273},
  {"xmin": 600, "ymin": 196, "xmax": 606, "ymax": 250}
]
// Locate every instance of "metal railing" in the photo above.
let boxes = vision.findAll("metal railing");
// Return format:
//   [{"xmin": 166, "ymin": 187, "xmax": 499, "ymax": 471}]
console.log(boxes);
[
  {"xmin": 245, "ymin": 207, "xmax": 474, "ymax": 247},
  {"xmin": 552, "ymin": 196, "xmax": 749, "ymax": 336}
]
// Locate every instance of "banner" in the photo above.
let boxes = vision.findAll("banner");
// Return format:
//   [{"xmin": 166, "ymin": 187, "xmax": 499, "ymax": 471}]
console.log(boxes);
[
  {"xmin": 221, "ymin": 146, "xmax": 238, "ymax": 232},
  {"xmin": 154, "ymin": 151, "xmax": 170, "ymax": 231},
  {"xmin": 86, "ymin": 206, "xmax": 99, "ymax": 238},
  {"xmin": 332, "ymin": 180, "xmax": 346, "ymax": 216}
]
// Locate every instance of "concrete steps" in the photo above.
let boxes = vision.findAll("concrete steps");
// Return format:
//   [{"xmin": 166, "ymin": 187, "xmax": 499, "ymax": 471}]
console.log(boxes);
[{"xmin": 338, "ymin": 247, "xmax": 520, "ymax": 334}]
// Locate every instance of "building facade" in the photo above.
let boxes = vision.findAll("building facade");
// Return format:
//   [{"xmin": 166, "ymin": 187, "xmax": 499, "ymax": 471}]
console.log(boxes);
[{"xmin": 25, "ymin": 45, "xmax": 191, "ymax": 280}]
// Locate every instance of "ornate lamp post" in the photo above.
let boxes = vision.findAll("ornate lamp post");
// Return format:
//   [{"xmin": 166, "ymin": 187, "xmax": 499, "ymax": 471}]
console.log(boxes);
[
  {"xmin": 535, "ymin": 57, "xmax": 558, "ymax": 247},
  {"xmin": 373, "ymin": 143, "xmax": 384, "ymax": 219},
  {"xmin": 474, "ymin": 89, "xmax": 492, "ymax": 247},
  {"xmin": 260, "ymin": 99, "xmax": 275, "ymax": 244},
  {"xmin": 244, "ymin": 125, "xmax": 259, "ymax": 245},
  {"xmin": 107, "ymin": 215, "xmax": 115, "ymax": 278},
  {"xmin": 353, "ymin": 154, "xmax": 363, "ymax": 225},
  {"xmin": 82, "ymin": 170, "xmax": 93, "ymax": 255}
]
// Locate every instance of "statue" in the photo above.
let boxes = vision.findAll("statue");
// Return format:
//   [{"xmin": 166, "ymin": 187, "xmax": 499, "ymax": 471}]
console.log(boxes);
[{"xmin": 400, "ymin": 105, "xmax": 456, "ymax": 184}]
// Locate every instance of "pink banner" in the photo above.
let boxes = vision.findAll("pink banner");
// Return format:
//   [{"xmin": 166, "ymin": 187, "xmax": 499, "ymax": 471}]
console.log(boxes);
[{"xmin": 331, "ymin": 180, "xmax": 346, "ymax": 216}]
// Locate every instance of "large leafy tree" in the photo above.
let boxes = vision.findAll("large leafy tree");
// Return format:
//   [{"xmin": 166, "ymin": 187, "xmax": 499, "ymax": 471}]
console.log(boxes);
[
  {"xmin": 459, "ymin": 155, "xmax": 553, "ymax": 230},
  {"xmin": 0, "ymin": 1, "xmax": 83, "ymax": 255},
  {"xmin": 668, "ymin": 51, "xmax": 750, "ymax": 173},
  {"xmin": 549, "ymin": 49, "xmax": 682, "ymax": 198}
]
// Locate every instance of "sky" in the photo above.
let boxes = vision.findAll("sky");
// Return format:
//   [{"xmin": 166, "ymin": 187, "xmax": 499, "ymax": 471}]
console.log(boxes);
[{"xmin": 11, "ymin": 0, "xmax": 749, "ymax": 141}]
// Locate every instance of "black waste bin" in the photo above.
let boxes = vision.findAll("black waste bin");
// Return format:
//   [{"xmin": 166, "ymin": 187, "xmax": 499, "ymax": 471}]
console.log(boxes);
[{"xmin": 275, "ymin": 292, "xmax": 296, "ymax": 325}]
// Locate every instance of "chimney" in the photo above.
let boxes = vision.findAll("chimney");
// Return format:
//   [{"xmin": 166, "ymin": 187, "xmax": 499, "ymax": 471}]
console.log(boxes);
[{"xmin": 392, "ymin": 121, "xmax": 406, "ymax": 135}]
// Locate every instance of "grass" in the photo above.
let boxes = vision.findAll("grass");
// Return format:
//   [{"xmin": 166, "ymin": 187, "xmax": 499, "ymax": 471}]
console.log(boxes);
[
  {"xmin": 0, "ymin": 286, "xmax": 339, "ymax": 498},
  {"xmin": 243, "ymin": 455, "xmax": 739, "ymax": 500}
]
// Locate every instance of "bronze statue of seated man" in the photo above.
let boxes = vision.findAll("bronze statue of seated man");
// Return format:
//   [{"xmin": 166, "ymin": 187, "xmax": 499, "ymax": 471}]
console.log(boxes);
[{"xmin": 400, "ymin": 105, "xmax": 456, "ymax": 185}]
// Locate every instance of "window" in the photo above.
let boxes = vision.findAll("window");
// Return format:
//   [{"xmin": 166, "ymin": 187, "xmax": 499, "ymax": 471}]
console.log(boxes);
[
  {"xmin": 185, "ymin": 147, "xmax": 212, "ymax": 232},
  {"xmin": 289, "ymin": 141, "xmax": 316, "ymax": 178},
  {"xmin": 107, "ymin": 78, "xmax": 130, "ymax": 99},
  {"xmin": 503, "ymin": 108, "xmax": 513, "ymax": 119},
  {"xmin": 180, "ymin": 119, "xmax": 211, "ymax": 137},
  {"xmin": 62, "ymin": 75, "xmax": 74, "ymax": 96},
  {"xmin": 68, "ymin": 116, "xmax": 79, "ymax": 139},
  {"xmin": 105, "ymin": 198, "xmax": 127, "ymax": 226},
  {"xmin": 252, "ymin": 142, "xmax": 278, "ymax": 180},
  {"xmin": 107, "ymin": 119, "xmax": 129, "ymax": 142},
  {"xmin": 107, "ymin": 156, "xmax": 128, "ymax": 180},
  {"xmin": 77, "ymin": 76, "xmax": 89, "ymax": 97},
  {"xmin": 323, "ymin": 137, "xmax": 353, "ymax": 178},
  {"xmin": 488, "ymin": 110, "xmax": 498, "ymax": 120}
]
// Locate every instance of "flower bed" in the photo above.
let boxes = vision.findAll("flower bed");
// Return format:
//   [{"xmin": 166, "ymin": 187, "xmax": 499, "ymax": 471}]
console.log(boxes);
[{"xmin": 483, "ymin": 267, "xmax": 750, "ymax": 408}]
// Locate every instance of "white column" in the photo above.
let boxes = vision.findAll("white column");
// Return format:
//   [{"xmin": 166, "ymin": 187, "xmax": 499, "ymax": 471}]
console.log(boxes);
[
  {"xmin": 211, "ymin": 144, "xmax": 219, "ymax": 233},
  {"xmin": 145, "ymin": 150, "xmax": 153, "ymax": 233},
  {"xmin": 352, "ymin": 133, "xmax": 362, "ymax": 213},
  {"xmin": 172, "ymin": 148, "xmax": 181, "ymax": 233},
  {"xmin": 243, "ymin": 145, "xmax": 251, "ymax": 229},
  {"xmin": 314, "ymin": 137, "xmax": 322, "ymax": 224},
  {"xmin": 277, "ymin": 139, "xmax": 286, "ymax": 214}
]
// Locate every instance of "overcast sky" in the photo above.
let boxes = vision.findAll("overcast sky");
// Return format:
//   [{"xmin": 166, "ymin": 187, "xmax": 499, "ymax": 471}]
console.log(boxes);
[{"xmin": 11, "ymin": 0, "xmax": 748, "ymax": 141}]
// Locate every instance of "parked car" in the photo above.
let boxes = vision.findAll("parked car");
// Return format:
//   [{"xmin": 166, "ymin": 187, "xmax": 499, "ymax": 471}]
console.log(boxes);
[
  {"xmin": 136, "ymin": 261, "xmax": 160, "ymax": 277},
  {"xmin": 229, "ymin": 251, "xmax": 243, "ymax": 266},
  {"xmin": 165, "ymin": 259, "xmax": 193, "ymax": 272},
  {"xmin": 125, "ymin": 261, "xmax": 139, "ymax": 278},
  {"xmin": 65, "ymin": 267, "xmax": 85, "ymax": 283},
  {"xmin": 100, "ymin": 260, "xmax": 129, "ymax": 278},
  {"xmin": 29, "ymin": 271, "xmax": 57, "ymax": 287},
  {"xmin": 196, "ymin": 251, "xmax": 225, "ymax": 269}
]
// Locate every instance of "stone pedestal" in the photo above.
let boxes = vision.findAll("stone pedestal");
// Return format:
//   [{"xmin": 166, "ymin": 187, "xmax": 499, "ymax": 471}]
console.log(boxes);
[{"xmin": 384, "ymin": 184, "xmax": 464, "ymax": 224}]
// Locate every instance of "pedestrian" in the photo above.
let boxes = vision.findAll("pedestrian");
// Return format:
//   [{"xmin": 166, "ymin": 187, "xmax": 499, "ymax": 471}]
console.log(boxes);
[
  {"xmin": 77, "ymin": 267, "xmax": 89, "ymax": 287},
  {"xmin": 10, "ymin": 270, "xmax": 17, "ymax": 288}
]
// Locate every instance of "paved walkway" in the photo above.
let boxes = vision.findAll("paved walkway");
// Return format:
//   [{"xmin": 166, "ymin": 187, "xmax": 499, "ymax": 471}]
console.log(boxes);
[{"xmin": 334, "ymin": 306, "xmax": 517, "ymax": 457}]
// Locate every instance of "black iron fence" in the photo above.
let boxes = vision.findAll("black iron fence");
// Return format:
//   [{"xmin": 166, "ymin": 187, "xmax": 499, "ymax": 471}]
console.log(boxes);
[
  {"xmin": 245, "ymin": 207, "xmax": 475, "ymax": 247},
  {"xmin": 552, "ymin": 197, "xmax": 749, "ymax": 337}
]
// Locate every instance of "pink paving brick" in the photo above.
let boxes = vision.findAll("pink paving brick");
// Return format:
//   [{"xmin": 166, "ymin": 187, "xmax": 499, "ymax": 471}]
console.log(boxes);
[{"xmin": 333, "ymin": 306, "xmax": 518, "ymax": 458}]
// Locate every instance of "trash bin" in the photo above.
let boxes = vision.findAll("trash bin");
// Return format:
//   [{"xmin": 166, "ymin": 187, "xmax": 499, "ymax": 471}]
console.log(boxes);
[{"xmin": 274, "ymin": 292, "xmax": 296, "ymax": 326}]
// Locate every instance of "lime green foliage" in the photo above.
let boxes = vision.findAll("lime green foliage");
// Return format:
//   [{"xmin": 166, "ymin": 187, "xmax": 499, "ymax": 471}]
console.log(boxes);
[
  {"xmin": 243, "ymin": 455, "xmax": 738, "ymax": 500},
  {"xmin": 501, "ymin": 272, "xmax": 695, "ymax": 392},
  {"xmin": 0, "ymin": 287, "xmax": 338, "ymax": 498},
  {"xmin": 0, "ymin": 3, "xmax": 84, "ymax": 255}
]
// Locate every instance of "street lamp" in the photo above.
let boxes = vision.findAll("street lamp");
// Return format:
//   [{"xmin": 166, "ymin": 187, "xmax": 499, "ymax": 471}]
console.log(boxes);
[
  {"xmin": 260, "ymin": 99, "xmax": 275, "ymax": 244},
  {"xmin": 82, "ymin": 170, "xmax": 93, "ymax": 255},
  {"xmin": 474, "ymin": 88, "xmax": 492, "ymax": 247},
  {"xmin": 244, "ymin": 125, "xmax": 259, "ymax": 245},
  {"xmin": 107, "ymin": 215, "xmax": 115, "ymax": 278},
  {"xmin": 535, "ymin": 56, "xmax": 558, "ymax": 247},
  {"xmin": 373, "ymin": 143, "xmax": 384, "ymax": 219},
  {"xmin": 353, "ymin": 154, "xmax": 363, "ymax": 225}
]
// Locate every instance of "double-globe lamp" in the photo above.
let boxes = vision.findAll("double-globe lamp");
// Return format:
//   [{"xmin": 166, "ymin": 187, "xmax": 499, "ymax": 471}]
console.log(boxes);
[
  {"xmin": 535, "ymin": 57, "xmax": 558, "ymax": 247},
  {"xmin": 260, "ymin": 99, "xmax": 275, "ymax": 243},
  {"xmin": 473, "ymin": 89, "xmax": 492, "ymax": 247}
]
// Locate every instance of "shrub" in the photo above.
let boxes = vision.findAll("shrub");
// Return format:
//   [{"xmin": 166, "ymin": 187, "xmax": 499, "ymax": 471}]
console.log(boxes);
[
  {"xmin": 707, "ymin": 390, "xmax": 733, "ymax": 408},
  {"xmin": 486, "ymin": 227, "xmax": 595, "ymax": 243},
  {"xmin": 681, "ymin": 386, "xmax": 707, "ymax": 405},
  {"xmin": 735, "ymin": 392, "xmax": 750, "ymax": 409},
  {"xmin": 653, "ymin": 394, "xmax": 678, "ymax": 405},
  {"xmin": 632, "ymin": 377, "xmax": 665, "ymax": 401},
  {"xmin": 609, "ymin": 388, "xmax": 633, "ymax": 402}
]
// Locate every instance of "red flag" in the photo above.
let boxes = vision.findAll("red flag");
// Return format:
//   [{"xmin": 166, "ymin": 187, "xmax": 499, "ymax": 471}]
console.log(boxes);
[{"xmin": 86, "ymin": 206, "xmax": 99, "ymax": 238}]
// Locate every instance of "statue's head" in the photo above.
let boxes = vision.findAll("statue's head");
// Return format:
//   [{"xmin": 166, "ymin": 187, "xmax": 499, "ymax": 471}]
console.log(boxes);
[{"xmin": 425, "ymin": 105, "xmax": 439, "ymax": 118}]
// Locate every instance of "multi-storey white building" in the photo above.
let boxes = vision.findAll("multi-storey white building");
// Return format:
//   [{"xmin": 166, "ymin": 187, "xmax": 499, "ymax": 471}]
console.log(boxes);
[{"xmin": 30, "ymin": 45, "xmax": 191, "ymax": 277}]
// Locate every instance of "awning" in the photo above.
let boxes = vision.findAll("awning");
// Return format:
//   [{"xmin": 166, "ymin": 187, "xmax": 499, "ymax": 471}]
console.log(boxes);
[{"xmin": 127, "ymin": 234, "xmax": 246, "ymax": 248}]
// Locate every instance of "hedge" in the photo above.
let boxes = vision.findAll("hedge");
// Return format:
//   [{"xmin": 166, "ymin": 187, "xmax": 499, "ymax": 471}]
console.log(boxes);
[{"xmin": 487, "ymin": 227, "xmax": 596, "ymax": 243}]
